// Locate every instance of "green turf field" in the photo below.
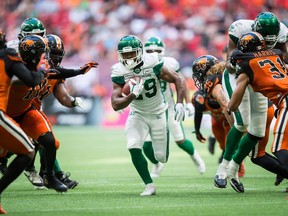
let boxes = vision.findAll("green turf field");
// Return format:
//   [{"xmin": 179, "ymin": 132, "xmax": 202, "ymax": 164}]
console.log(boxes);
[{"xmin": 3, "ymin": 126, "xmax": 288, "ymax": 215}]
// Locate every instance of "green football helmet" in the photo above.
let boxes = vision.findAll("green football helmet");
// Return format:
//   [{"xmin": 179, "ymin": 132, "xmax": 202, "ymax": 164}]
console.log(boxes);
[
  {"xmin": 19, "ymin": 35, "xmax": 48, "ymax": 70},
  {"xmin": 18, "ymin": 17, "xmax": 46, "ymax": 40},
  {"xmin": 252, "ymin": 12, "xmax": 280, "ymax": 49},
  {"xmin": 117, "ymin": 35, "xmax": 143, "ymax": 70},
  {"xmin": 144, "ymin": 36, "xmax": 165, "ymax": 58}
]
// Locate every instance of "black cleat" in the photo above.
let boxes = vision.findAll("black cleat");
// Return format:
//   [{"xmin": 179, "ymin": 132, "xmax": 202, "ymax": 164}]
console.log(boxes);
[
  {"xmin": 275, "ymin": 174, "xmax": 284, "ymax": 186},
  {"xmin": 230, "ymin": 178, "xmax": 244, "ymax": 193},
  {"xmin": 43, "ymin": 175, "xmax": 68, "ymax": 192},
  {"xmin": 56, "ymin": 171, "xmax": 79, "ymax": 189},
  {"xmin": 214, "ymin": 174, "xmax": 227, "ymax": 188},
  {"xmin": 208, "ymin": 136, "xmax": 216, "ymax": 155}
]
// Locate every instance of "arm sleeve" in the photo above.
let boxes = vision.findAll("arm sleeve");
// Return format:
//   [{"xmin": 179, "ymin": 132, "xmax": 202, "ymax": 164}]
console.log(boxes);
[
  {"xmin": 194, "ymin": 108, "xmax": 203, "ymax": 133},
  {"xmin": 47, "ymin": 67, "xmax": 83, "ymax": 79},
  {"xmin": 11, "ymin": 61, "xmax": 44, "ymax": 87}
]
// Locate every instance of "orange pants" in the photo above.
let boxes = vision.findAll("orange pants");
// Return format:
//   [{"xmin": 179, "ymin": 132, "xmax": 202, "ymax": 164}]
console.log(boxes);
[
  {"xmin": 0, "ymin": 110, "xmax": 34, "ymax": 157},
  {"xmin": 211, "ymin": 114, "xmax": 230, "ymax": 150},
  {"xmin": 271, "ymin": 98, "xmax": 288, "ymax": 153},
  {"xmin": 15, "ymin": 108, "xmax": 60, "ymax": 149}
]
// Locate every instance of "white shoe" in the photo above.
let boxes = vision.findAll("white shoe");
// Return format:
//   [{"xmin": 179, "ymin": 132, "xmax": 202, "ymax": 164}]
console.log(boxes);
[
  {"xmin": 24, "ymin": 170, "xmax": 44, "ymax": 187},
  {"xmin": 140, "ymin": 183, "xmax": 156, "ymax": 196},
  {"xmin": 191, "ymin": 150, "xmax": 206, "ymax": 174},
  {"xmin": 150, "ymin": 162, "xmax": 164, "ymax": 178}
]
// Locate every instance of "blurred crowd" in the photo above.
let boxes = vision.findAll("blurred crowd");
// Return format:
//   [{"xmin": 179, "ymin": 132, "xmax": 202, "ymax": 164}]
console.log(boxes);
[{"xmin": 1, "ymin": 0, "xmax": 288, "ymax": 97}]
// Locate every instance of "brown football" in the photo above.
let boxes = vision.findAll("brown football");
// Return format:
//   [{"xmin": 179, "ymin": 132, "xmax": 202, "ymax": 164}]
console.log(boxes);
[
  {"xmin": 121, "ymin": 81, "xmax": 131, "ymax": 96},
  {"xmin": 121, "ymin": 77, "xmax": 142, "ymax": 96}
]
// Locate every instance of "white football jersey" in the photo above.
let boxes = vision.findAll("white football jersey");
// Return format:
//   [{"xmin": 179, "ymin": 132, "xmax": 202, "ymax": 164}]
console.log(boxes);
[
  {"xmin": 111, "ymin": 52, "xmax": 168, "ymax": 114},
  {"xmin": 160, "ymin": 56, "xmax": 180, "ymax": 102},
  {"xmin": 228, "ymin": 19, "xmax": 288, "ymax": 45}
]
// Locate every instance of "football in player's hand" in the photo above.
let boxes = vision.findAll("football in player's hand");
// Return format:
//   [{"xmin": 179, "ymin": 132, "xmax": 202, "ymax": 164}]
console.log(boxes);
[
  {"xmin": 122, "ymin": 81, "xmax": 131, "ymax": 96},
  {"xmin": 121, "ymin": 77, "xmax": 142, "ymax": 97}
]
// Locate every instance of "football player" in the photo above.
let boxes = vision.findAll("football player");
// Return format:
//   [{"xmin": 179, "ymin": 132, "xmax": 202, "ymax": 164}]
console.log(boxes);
[
  {"xmin": 215, "ymin": 12, "xmax": 288, "ymax": 193},
  {"xmin": 0, "ymin": 31, "xmax": 45, "ymax": 214},
  {"xmin": 191, "ymin": 55, "xmax": 246, "ymax": 175},
  {"xmin": 111, "ymin": 35, "xmax": 186, "ymax": 196},
  {"xmin": 142, "ymin": 36, "xmax": 205, "ymax": 178},
  {"xmin": 35, "ymin": 34, "xmax": 97, "ymax": 189},
  {"xmin": 228, "ymin": 32, "xmax": 288, "ymax": 192},
  {"xmin": 0, "ymin": 17, "xmax": 97, "ymax": 190}
]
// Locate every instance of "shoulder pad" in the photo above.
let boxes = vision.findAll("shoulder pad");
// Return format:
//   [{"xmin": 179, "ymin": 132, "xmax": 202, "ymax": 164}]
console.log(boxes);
[
  {"xmin": 6, "ymin": 48, "xmax": 22, "ymax": 62},
  {"xmin": 111, "ymin": 63, "xmax": 127, "ymax": 77},
  {"xmin": 163, "ymin": 57, "xmax": 180, "ymax": 72},
  {"xmin": 278, "ymin": 22, "xmax": 288, "ymax": 43},
  {"xmin": 7, "ymin": 39, "xmax": 19, "ymax": 52},
  {"xmin": 110, "ymin": 63, "xmax": 128, "ymax": 85},
  {"xmin": 192, "ymin": 90, "xmax": 206, "ymax": 110},
  {"xmin": 228, "ymin": 20, "xmax": 253, "ymax": 39}
]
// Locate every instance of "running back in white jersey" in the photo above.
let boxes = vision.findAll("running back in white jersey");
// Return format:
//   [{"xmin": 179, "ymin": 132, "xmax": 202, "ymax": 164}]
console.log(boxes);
[{"xmin": 111, "ymin": 52, "xmax": 168, "ymax": 114}]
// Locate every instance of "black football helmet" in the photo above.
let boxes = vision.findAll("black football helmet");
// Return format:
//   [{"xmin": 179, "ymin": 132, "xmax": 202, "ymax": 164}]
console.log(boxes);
[
  {"xmin": 19, "ymin": 35, "xmax": 48, "ymax": 70},
  {"xmin": 0, "ymin": 30, "xmax": 6, "ymax": 50},
  {"xmin": 46, "ymin": 34, "xmax": 65, "ymax": 67},
  {"xmin": 237, "ymin": 32, "xmax": 266, "ymax": 52},
  {"xmin": 192, "ymin": 55, "xmax": 219, "ymax": 90}
]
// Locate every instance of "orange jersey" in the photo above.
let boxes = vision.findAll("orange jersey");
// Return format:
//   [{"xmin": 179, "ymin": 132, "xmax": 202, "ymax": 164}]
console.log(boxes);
[
  {"xmin": 234, "ymin": 49, "xmax": 288, "ymax": 106},
  {"xmin": 32, "ymin": 78, "xmax": 64, "ymax": 110},
  {"xmin": 0, "ymin": 49, "xmax": 22, "ymax": 112},
  {"xmin": 7, "ymin": 78, "xmax": 63, "ymax": 116},
  {"xmin": 192, "ymin": 89, "xmax": 229, "ymax": 149}
]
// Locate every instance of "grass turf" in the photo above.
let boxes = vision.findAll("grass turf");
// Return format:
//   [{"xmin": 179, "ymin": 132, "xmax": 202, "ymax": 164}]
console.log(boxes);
[{"xmin": 3, "ymin": 126, "xmax": 288, "ymax": 216}]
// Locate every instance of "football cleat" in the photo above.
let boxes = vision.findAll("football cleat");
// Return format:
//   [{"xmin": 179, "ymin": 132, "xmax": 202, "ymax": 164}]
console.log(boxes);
[
  {"xmin": 24, "ymin": 170, "xmax": 44, "ymax": 187},
  {"xmin": 140, "ymin": 183, "xmax": 156, "ymax": 196},
  {"xmin": 56, "ymin": 171, "xmax": 79, "ymax": 189},
  {"xmin": 230, "ymin": 178, "xmax": 244, "ymax": 193},
  {"xmin": 150, "ymin": 162, "xmax": 164, "ymax": 178},
  {"xmin": 275, "ymin": 174, "xmax": 284, "ymax": 186},
  {"xmin": 191, "ymin": 150, "xmax": 206, "ymax": 174},
  {"xmin": 214, "ymin": 174, "xmax": 227, "ymax": 188},
  {"xmin": 43, "ymin": 174, "xmax": 68, "ymax": 193},
  {"xmin": 214, "ymin": 162, "xmax": 228, "ymax": 188}
]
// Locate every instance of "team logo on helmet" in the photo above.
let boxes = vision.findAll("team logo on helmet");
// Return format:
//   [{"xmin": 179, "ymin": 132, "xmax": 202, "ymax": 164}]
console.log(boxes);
[
  {"xmin": 196, "ymin": 57, "xmax": 209, "ymax": 71},
  {"xmin": 238, "ymin": 35, "xmax": 253, "ymax": 47},
  {"xmin": 20, "ymin": 39, "xmax": 35, "ymax": 51}
]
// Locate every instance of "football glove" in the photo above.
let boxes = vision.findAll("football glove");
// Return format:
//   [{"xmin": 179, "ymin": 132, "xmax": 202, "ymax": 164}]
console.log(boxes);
[
  {"xmin": 79, "ymin": 61, "xmax": 99, "ymax": 74},
  {"xmin": 129, "ymin": 78, "xmax": 143, "ymax": 98},
  {"xmin": 185, "ymin": 103, "xmax": 194, "ymax": 117},
  {"xmin": 71, "ymin": 97, "xmax": 84, "ymax": 109},
  {"xmin": 174, "ymin": 103, "xmax": 185, "ymax": 122}
]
